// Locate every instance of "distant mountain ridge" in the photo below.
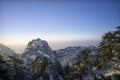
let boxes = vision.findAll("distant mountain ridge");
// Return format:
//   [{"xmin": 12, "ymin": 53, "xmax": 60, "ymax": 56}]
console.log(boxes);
[
  {"xmin": 0, "ymin": 44, "xmax": 17, "ymax": 60},
  {"xmin": 21, "ymin": 38, "xmax": 98, "ymax": 66},
  {"xmin": 0, "ymin": 38, "xmax": 98, "ymax": 66}
]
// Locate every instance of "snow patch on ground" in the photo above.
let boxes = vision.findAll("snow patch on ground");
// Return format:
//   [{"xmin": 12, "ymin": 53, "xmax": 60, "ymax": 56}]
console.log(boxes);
[
  {"xmin": 43, "ymin": 53, "xmax": 50, "ymax": 58},
  {"xmin": 37, "ymin": 50, "xmax": 42, "ymax": 54},
  {"xmin": 31, "ymin": 43, "xmax": 36, "ymax": 48},
  {"xmin": 30, "ymin": 55, "xmax": 36, "ymax": 60}
]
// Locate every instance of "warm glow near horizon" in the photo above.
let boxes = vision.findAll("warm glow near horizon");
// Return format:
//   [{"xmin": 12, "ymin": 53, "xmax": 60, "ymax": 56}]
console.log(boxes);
[
  {"xmin": 1, "ymin": 39, "xmax": 100, "ymax": 53},
  {"xmin": 0, "ymin": 32, "xmax": 101, "ymax": 53},
  {"xmin": 0, "ymin": 1, "xmax": 119, "ymax": 53}
]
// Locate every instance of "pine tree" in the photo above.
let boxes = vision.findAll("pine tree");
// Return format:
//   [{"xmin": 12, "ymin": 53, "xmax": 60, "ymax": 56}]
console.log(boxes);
[
  {"xmin": 0, "ymin": 55, "xmax": 12, "ymax": 80},
  {"xmin": 64, "ymin": 48, "xmax": 91, "ymax": 79},
  {"xmin": 97, "ymin": 31, "xmax": 114, "ymax": 67},
  {"xmin": 8, "ymin": 55, "xmax": 33, "ymax": 80},
  {"xmin": 97, "ymin": 26, "xmax": 120, "ymax": 69},
  {"xmin": 49, "ymin": 60, "xmax": 63, "ymax": 80},
  {"xmin": 79, "ymin": 48, "xmax": 91, "ymax": 66},
  {"xmin": 112, "ymin": 26, "xmax": 120, "ymax": 71}
]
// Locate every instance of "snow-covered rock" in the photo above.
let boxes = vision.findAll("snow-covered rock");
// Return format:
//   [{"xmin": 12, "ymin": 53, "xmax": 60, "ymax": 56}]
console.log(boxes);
[
  {"xmin": 21, "ymin": 38, "xmax": 53, "ymax": 64},
  {"xmin": 54, "ymin": 46, "xmax": 98, "ymax": 66},
  {"xmin": 21, "ymin": 38, "xmax": 98, "ymax": 66}
]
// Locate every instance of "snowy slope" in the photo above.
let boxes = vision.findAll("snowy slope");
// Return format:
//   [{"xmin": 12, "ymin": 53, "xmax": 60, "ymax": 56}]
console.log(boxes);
[
  {"xmin": 21, "ymin": 38, "xmax": 54, "ymax": 64},
  {"xmin": 54, "ymin": 46, "xmax": 86, "ymax": 66},
  {"xmin": 54, "ymin": 46, "xmax": 98, "ymax": 66},
  {"xmin": 21, "ymin": 38, "xmax": 98, "ymax": 66}
]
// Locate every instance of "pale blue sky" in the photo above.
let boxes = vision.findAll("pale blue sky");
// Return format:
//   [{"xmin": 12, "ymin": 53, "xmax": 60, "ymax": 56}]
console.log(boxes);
[{"xmin": 0, "ymin": 0, "xmax": 120, "ymax": 53}]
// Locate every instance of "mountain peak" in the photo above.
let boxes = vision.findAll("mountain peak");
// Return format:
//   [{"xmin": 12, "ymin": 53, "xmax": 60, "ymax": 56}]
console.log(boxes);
[
  {"xmin": 22, "ymin": 38, "xmax": 53, "ymax": 63},
  {"xmin": 27, "ymin": 38, "xmax": 49, "ymax": 49},
  {"xmin": 0, "ymin": 43, "xmax": 17, "ymax": 60},
  {"xmin": 22, "ymin": 38, "xmax": 98, "ymax": 65}
]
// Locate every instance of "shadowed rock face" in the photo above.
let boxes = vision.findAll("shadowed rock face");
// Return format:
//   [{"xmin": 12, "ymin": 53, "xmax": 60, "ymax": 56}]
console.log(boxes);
[{"xmin": 0, "ymin": 44, "xmax": 17, "ymax": 60}]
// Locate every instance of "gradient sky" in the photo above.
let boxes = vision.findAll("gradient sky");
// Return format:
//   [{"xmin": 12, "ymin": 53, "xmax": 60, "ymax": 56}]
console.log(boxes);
[{"xmin": 0, "ymin": 0, "xmax": 120, "ymax": 53}]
